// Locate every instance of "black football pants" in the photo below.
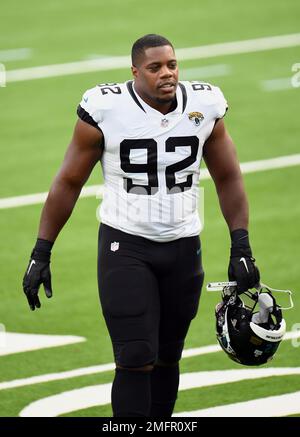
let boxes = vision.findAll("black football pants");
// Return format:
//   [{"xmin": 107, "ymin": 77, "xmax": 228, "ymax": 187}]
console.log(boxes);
[{"xmin": 97, "ymin": 223, "xmax": 204, "ymax": 368}]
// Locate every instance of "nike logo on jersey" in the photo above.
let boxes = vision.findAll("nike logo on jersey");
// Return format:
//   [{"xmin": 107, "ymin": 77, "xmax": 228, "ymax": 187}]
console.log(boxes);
[
  {"xmin": 27, "ymin": 259, "xmax": 36, "ymax": 275},
  {"xmin": 83, "ymin": 97, "xmax": 88, "ymax": 103},
  {"xmin": 239, "ymin": 257, "xmax": 249, "ymax": 273}
]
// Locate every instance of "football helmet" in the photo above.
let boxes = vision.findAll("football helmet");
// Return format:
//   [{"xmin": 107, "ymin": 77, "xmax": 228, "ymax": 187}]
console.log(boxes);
[{"xmin": 208, "ymin": 282, "xmax": 293, "ymax": 366}]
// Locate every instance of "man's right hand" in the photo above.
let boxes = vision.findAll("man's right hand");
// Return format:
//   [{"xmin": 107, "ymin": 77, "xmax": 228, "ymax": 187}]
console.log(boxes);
[{"xmin": 22, "ymin": 239, "xmax": 53, "ymax": 311}]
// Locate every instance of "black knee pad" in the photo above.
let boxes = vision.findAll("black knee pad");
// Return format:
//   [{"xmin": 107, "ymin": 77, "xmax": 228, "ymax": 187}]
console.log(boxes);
[
  {"xmin": 158, "ymin": 340, "xmax": 184, "ymax": 365},
  {"xmin": 116, "ymin": 340, "xmax": 156, "ymax": 368}
]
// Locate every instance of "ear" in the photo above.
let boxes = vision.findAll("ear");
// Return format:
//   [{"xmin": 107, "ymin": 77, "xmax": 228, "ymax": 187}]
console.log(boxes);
[{"xmin": 131, "ymin": 65, "xmax": 138, "ymax": 79}]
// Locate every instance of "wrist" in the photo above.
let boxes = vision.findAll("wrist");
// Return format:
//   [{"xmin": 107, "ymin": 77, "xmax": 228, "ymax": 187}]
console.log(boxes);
[
  {"xmin": 230, "ymin": 228, "xmax": 249, "ymax": 245},
  {"xmin": 31, "ymin": 238, "xmax": 54, "ymax": 261},
  {"xmin": 230, "ymin": 228, "xmax": 252, "ymax": 257},
  {"xmin": 35, "ymin": 238, "xmax": 54, "ymax": 252}
]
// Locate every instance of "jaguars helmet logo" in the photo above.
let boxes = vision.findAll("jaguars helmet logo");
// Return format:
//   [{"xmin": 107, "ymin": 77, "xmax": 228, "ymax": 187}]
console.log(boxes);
[{"xmin": 188, "ymin": 111, "xmax": 204, "ymax": 126}]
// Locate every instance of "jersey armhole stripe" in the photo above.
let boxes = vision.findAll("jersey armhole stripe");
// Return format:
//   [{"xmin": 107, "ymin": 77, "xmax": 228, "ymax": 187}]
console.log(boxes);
[
  {"xmin": 178, "ymin": 82, "xmax": 187, "ymax": 113},
  {"xmin": 77, "ymin": 105, "xmax": 101, "ymax": 131},
  {"xmin": 220, "ymin": 105, "xmax": 229, "ymax": 119},
  {"xmin": 126, "ymin": 81, "xmax": 146, "ymax": 113}
]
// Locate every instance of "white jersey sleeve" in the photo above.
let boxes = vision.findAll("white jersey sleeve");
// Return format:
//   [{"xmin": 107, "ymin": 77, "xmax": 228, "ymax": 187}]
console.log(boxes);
[
  {"xmin": 212, "ymin": 85, "xmax": 228, "ymax": 119},
  {"xmin": 77, "ymin": 83, "xmax": 125, "ymax": 131},
  {"xmin": 189, "ymin": 81, "xmax": 228, "ymax": 119},
  {"xmin": 77, "ymin": 86, "xmax": 104, "ymax": 130}
]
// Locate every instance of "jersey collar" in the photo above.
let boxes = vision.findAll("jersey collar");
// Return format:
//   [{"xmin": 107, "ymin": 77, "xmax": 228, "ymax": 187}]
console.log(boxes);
[{"xmin": 126, "ymin": 80, "xmax": 187, "ymax": 116}]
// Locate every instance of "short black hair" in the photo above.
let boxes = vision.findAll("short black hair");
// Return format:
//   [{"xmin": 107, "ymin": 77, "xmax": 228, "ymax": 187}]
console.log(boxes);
[{"xmin": 131, "ymin": 34, "xmax": 174, "ymax": 66}]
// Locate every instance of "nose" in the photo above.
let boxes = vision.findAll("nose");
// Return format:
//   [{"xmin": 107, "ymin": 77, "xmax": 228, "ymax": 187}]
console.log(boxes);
[{"xmin": 159, "ymin": 65, "xmax": 173, "ymax": 78}]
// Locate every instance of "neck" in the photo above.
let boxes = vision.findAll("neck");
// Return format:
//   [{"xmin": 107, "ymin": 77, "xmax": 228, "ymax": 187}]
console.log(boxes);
[{"xmin": 134, "ymin": 83, "xmax": 176, "ymax": 115}]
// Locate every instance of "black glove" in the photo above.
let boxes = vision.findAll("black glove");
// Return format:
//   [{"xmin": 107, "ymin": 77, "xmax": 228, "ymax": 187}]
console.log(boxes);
[
  {"xmin": 23, "ymin": 239, "xmax": 53, "ymax": 310},
  {"xmin": 228, "ymin": 229, "xmax": 260, "ymax": 294}
]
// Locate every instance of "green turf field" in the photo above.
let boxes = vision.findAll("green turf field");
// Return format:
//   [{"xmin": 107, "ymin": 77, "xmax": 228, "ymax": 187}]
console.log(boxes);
[{"xmin": 0, "ymin": 0, "xmax": 300, "ymax": 417}]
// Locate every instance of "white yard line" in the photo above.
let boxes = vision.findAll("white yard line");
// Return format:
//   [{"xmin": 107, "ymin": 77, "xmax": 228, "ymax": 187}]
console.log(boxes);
[
  {"xmin": 0, "ymin": 363, "xmax": 116, "ymax": 391},
  {"xmin": 180, "ymin": 64, "xmax": 231, "ymax": 79},
  {"xmin": 175, "ymin": 33, "xmax": 300, "ymax": 60},
  {"xmin": 262, "ymin": 77, "xmax": 296, "ymax": 91},
  {"xmin": 1, "ymin": 154, "xmax": 300, "ymax": 210},
  {"xmin": 0, "ymin": 63, "xmax": 6, "ymax": 87},
  {"xmin": 174, "ymin": 390, "xmax": 300, "ymax": 417},
  {"xmin": 5, "ymin": 33, "xmax": 300, "ymax": 82},
  {"xmin": 0, "ymin": 185, "xmax": 104, "ymax": 209},
  {"xmin": 0, "ymin": 344, "xmax": 220, "ymax": 391},
  {"xmin": 19, "ymin": 367, "xmax": 300, "ymax": 417},
  {"xmin": 261, "ymin": 76, "xmax": 300, "ymax": 91},
  {"xmin": 0, "ymin": 48, "xmax": 32, "ymax": 62},
  {"xmin": 0, "ymin": 332, "xmax": 85, "ymax": 357},
  {"xmin": 0, "ymin": 331, "xmax": 298, "ymax": 391}
]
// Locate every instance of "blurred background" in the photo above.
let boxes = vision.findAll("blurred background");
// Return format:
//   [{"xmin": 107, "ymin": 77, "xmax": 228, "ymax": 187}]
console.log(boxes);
[{"xmin": 0, "ymin": 0, "xmax": 299, "ymax": 417}]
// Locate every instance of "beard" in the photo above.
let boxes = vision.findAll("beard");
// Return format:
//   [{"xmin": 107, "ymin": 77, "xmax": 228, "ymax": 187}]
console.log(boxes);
[
  {"xmin": 155, "ymin": 95, "xmax": 176, "ymax": 104},
  {"xmin": 134, "ymin": 81, "xmax": 178, "ymax": 110}
]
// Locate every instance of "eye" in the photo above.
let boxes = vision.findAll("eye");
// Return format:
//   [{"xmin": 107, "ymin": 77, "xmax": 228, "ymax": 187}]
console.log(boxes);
[{"xmin": 148, "ymin": 66, "xmax": 159, "ymax": 72}]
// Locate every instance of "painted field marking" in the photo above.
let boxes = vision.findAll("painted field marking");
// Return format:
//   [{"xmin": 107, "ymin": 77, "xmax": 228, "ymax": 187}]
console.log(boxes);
[
  {"xmin": 174, "ymin": 391, "xmax": 300, "ymax": 417},
  {"xmin": 180, "ymin": 64, "xmax": 231, "ymax": 79},
  {"xmin": 1, "ymin": 330, "xmax": 298, "ymax": 391},
  {"xmin": 0, "ymin": 48, "xmax": 32, "ymax": 62},
  {"xmin": 0, "ymin": 63, "xmax": 6, "ymax": 87},
  {"xmin": 0, "ymin": 344, "xmax": 220, "ymax": 391},
  {"xmin": 5, "ymin": 33, "xmax": 300, "ymax": 82},
  {"xmin": 0, "ymin": 332, "xmax": 86, "ymax": 356},
  {"xmin": 1, "ymin": 154, "xmax": 300, "ymax": 209},
  {"xmin": 19, "ymin": 367, "xmax": 300, "ymax": 417},
  {"xmin": 261, "ymin": 78, "xmax": 296, "ymax": 91}
]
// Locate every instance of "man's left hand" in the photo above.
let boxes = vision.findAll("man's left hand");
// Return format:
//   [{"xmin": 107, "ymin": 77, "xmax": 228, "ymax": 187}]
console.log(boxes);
[
  {"xmin": 228, "ymin": 229, "xmax": 260, "ymax": 294},
  {"xmin": 228, "ymin": 255, "xmax": 260, "ymax": 293}
]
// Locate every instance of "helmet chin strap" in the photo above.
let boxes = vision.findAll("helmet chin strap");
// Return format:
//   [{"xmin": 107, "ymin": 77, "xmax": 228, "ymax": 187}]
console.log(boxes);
[{"xmin": 258, "ymin": 283, "xmax": 294, "ymax": 310}]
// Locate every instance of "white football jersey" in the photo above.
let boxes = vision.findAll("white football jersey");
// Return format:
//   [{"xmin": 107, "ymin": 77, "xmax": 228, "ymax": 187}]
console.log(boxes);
[{"xmin": 78, "ymin": 80, "xmax": 227, "ymax": 242}]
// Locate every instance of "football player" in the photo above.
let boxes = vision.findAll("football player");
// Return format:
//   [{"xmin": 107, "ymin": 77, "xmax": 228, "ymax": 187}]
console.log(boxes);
[{"xmin": 23, "ymin": 34, "xmax": 260, "ymax": 417}]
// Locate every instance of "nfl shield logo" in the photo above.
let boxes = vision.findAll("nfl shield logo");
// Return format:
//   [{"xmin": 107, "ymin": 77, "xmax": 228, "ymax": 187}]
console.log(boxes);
[
  {"xmin": 110, "ymin": 241, "xmax": 119, "ymax": 252},
  {"xmin": 161, "ymin": 118, "xmax": 169, "ymax": 127}
]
